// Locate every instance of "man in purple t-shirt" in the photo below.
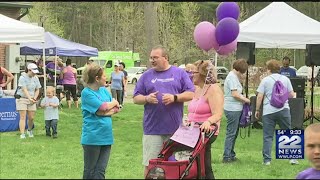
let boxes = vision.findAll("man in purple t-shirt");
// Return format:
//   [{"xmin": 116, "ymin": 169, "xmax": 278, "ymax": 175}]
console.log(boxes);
[
  {"xmin": 296, "ymin": 123, "xmax": 320, "ymax": 179},
  {"xmin": 133, "ymin": 45, "xmax": 195, "ymax": 177}
]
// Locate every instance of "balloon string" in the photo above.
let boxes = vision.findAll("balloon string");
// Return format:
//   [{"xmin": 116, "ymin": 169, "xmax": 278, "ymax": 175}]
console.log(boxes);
[{"xmin": 217, "ymin": 46, "xmax": 221, "ymax": 53}]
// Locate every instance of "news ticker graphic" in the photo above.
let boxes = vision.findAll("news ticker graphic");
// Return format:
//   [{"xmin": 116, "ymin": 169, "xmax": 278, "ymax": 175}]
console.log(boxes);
[{"xmin": 276, "ymin": 129, "xmax": 304, "ymax": 159}]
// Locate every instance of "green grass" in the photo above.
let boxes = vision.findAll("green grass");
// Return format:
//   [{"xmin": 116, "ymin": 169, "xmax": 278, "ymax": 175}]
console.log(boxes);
[{"xmin": 0, "ymin": 103, "xmax": 311, "ymax": 179}]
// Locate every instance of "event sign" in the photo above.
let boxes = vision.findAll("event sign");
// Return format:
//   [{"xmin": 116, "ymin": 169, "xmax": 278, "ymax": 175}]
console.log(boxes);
[{"xmin": 0, "ymin": 98, "xmax": 22, "ymax": 132}]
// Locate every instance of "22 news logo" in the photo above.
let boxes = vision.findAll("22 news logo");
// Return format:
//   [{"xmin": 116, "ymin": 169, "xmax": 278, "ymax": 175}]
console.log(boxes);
[{"xmin": 275, "ymin": 130, "xmax": 304, "ymax": 159}]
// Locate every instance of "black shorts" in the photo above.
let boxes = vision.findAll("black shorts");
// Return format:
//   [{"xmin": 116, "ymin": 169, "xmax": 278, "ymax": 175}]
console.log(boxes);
[{"xmin": 63, "ymin": 84, "xmax": 78, "ymax": 101}]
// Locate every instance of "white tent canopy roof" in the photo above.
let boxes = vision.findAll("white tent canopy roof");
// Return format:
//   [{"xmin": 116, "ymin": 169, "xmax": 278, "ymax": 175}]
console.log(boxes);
[
  {"xmin": 238, "ymin": 2, "xmax": 320, "ymax": 49},
  {"xmin": 0, "ymin": 14, "xmax": 44, "ymax": 43}
]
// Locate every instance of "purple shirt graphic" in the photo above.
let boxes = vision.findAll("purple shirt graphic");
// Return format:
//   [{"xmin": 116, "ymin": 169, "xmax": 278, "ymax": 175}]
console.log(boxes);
[
  {"xmin": 46, "ymin": 62, "xmax": 63, "ymax": 85},
  {"xmin": 133, "ymin": 66, "xmax": 195, "ymax": 135},
  {"xmin": 296, "ymin": 168, "xmax": 320, "ymax": 179}
]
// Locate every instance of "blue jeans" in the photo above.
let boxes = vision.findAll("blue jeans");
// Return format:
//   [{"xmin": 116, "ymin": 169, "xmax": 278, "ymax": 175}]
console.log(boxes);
[
  {"xmin": 83, "ymin": 145, "xmax": 112, "ymax": 179},
  {"xmin": 262, "ymin": 108, "xmax": 291, "ymax": 163},
  {"xmin": 45, "ymin": 119, "xmax": 58, "ymax": 136},
  {"xmin": 111, "ymin": 89, "xmax": 123, "ymax": 103},
  {"xmin": 223, "ymin": 110, "xmax": 242, "ymax": 160}
]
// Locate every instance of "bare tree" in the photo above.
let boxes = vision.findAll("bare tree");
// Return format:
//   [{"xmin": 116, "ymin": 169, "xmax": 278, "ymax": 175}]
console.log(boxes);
[{"xmin": 144, "ymin": 2, "xmax": 159, "ymax": 67}]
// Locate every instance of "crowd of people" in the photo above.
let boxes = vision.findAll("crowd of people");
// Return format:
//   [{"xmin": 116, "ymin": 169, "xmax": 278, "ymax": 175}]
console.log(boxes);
[
  {"xmin": 12, "ymin": 57, "xmax": 78, "ymax": 139},
  {"xmin": 1, "ymin": 44, "xmax": 319, "ymax": 179},
  {"xmin": 130, "ymin": 46, "xmax": 318, "ymax": 179},
  {"xmin": 6, "ymin": 56, "xmax": 131, "ymax": 142}
]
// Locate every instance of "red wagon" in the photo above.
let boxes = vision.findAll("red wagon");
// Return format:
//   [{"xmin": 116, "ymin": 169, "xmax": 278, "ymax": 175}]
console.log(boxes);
[{"xmin": 146, "ymin": 123, "xmax": 218, "ymax": 179}]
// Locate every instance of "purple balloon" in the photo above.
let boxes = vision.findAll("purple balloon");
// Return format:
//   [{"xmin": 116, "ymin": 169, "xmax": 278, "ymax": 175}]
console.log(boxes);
[
  {"xmin": 215, "ymin": 17, "xmax": 239, "ymax": 46},
  {"xmin": 193, "ymin": 21, "xmax": 219, "ymax": 52},
  {"xmin": 216, "ymin": 40, "xmax": 237, "ymax": 56},
  {"xmin": 216, "ymin": 2, "xmax": 240, "ymax": 21}
]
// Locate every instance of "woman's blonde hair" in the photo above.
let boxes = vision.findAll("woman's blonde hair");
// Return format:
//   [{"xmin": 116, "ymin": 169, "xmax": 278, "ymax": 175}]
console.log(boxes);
[
  {"xmin": 266, "ymin": 59, "xmax": 281, "ymax": 73},
  {"xmin": 194, "ymin": 60, "xmax": 217, "ymax": 84},
  {"xmin": 82, "ymin": 63, "xmax": 103, "ymax": 84}
]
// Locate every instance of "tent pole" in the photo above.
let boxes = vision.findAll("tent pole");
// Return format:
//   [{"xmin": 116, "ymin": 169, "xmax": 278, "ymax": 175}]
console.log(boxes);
[
  {"xmin": 54, "ymin": 54, "xmax": 57, "ymax": 87},
  {"xmin": 24, "ymin": 55, "xmax": 26, "ymax": 69},
  {"xmin": 293, "ymin": 49, "xmax": 296, "ymax": 67},
  {"xmin": 43, "ymin": 43, "xmax": 46, "ymax": 96},
  {"xmin": 215, "ymin": 52, "xmax": 218, "ymax": 67}
]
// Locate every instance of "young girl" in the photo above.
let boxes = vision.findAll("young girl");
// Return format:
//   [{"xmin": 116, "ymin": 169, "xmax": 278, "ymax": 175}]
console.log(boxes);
[{"xmin": 40, "ymin": 86, "xmax": 60, "ymax": 138}]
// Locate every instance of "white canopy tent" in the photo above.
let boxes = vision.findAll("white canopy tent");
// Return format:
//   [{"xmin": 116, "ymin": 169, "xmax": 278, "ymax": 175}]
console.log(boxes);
[
  {"xmin": 0, "ymin": 14, "xmax": 44, "ymax": 43},
  {"xmin": 238, "ymin": 2, "xmax": 320, "ymax": 50},
  {"xmin": 0, "ymin": 14, "xmax": 46, "ymax": 93}
]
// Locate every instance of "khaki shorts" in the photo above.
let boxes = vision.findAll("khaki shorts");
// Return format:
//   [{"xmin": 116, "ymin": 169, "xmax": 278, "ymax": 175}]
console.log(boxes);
[
  {"xmin": 16, "ymin": 98, "xmax": 37, "ymax": 111},
  {"xmin": 142, "ymin": 134, "xmax": 171, "ymax": 166}
]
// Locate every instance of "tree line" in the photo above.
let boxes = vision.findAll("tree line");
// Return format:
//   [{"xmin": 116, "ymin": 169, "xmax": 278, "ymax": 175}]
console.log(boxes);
[{"xmin": 28, "ymin": 2, "xmax": 320, "ymax": 68}]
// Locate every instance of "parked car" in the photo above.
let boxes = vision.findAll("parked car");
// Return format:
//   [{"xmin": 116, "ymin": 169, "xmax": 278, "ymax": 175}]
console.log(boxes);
[
  {"xmin": 316, "ymin": 70, "xmax": 320, "ymax": 87},
  {"xmin": 178, "ymin": 64, "xmax": 186, "ymax": 69},
  {"xmin": 296, "ymin": 66, "xmax": 309, "ymax": 79},
  {"xmin": 127, "ymin": 67, "xmax": 147, "ymax": 84},
  {"xmin": 179, "ymin": 64, "xmax": 229, "ymax": 83},
  {"xmin": 289, "ymin": 66, "xmax": 297, "ymax": 71},
  {"xmin": 296, "ymin": 65, "xmax": 320, "ymax": 80},
  {"xmin": 216, "ymin": 66, "xmax": 229, "ymax": 81}
]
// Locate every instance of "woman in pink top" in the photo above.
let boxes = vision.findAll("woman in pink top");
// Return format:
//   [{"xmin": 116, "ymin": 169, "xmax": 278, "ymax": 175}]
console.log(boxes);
[
  {"xmin": 187, "ymin": 60, "xmax": 224, "ymax": 179},
  {"xmin": 61, "ymin": 59, "xmax": 78, "ymax": 108},
  {"xmin": 0, "ymin": 66, "xmax": 14, "ymax": 89}
]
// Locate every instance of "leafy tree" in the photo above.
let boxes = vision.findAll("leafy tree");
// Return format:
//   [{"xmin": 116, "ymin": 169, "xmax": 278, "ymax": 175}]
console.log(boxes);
[{"xmin": 27, "ymin": 2, "xmax": 320, "ymax": 68}]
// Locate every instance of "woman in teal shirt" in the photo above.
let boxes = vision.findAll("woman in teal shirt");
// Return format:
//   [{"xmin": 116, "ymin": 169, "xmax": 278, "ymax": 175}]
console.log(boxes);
[{"xmin": 81, "ymin": 63, "xmax": 120, "ymax": 179}]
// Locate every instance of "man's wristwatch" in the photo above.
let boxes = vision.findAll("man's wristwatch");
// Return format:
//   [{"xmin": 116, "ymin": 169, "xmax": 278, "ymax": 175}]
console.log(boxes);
[{"xmin": 173, "ymin": 95, "xmax": 178, "ymax": 102}]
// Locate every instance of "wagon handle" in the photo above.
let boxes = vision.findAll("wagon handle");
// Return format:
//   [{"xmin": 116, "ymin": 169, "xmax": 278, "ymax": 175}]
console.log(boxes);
[{"xmin": 194, "ymin": 122, "xmax": 218, "ymax": 139}]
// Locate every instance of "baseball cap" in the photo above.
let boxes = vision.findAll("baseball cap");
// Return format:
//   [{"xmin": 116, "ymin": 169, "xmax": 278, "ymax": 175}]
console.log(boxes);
[
  {"xmin": 27, "ymin": 63, "xmax": 39, "ymax": 74},
  {"xmin": 114, "ymin": 63, "xmax": 120, "ymax": 67}
]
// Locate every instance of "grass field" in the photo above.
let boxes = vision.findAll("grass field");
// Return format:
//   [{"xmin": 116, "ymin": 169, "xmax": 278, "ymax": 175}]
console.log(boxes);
[{"xmin": 0, "ymin": 101, "xmax": 312, "ymax": 179}]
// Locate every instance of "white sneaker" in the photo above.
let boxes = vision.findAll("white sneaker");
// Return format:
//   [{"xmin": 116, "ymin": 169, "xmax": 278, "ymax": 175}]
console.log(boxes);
[
  {"xmin": 262, "ymin": 161, "xmax": 271, "ymax": 165},
  {"xmin": 20, "ymin": 134, "xmax": 26, "ymax": 139},
  {"xmin": 290, "ymin": 159, "xmax": 299, "ymax": 165},
  {"xmin": 27, "ymin": 130, "xmax": 34, "ymax": 138}
]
